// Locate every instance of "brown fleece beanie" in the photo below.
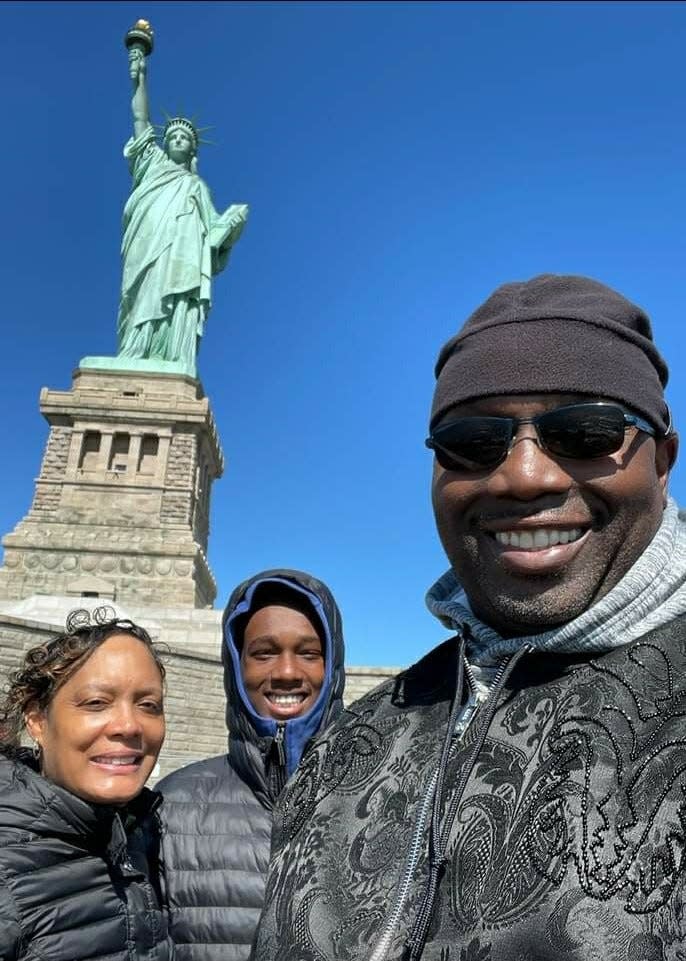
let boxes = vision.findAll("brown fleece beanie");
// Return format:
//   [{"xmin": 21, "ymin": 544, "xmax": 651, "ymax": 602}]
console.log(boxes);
[{"xmin": 431, "ymin": 274, "xmax": 670, "ymax": 432}]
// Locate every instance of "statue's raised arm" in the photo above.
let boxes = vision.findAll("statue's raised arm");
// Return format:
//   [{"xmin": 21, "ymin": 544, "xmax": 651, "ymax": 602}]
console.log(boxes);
[
  {"xmin": 110, "ymin": 20, "xmax": 248, "ymax": 379},
  {"xmin": 128, "ymin": 40, "xmax": 151, "ymax": 138}
]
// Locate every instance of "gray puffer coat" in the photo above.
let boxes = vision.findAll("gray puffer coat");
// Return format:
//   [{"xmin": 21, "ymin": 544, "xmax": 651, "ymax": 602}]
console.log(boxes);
[{"xmin": 156, "ymin": 569, "xmax": 346, "ymax": 961}]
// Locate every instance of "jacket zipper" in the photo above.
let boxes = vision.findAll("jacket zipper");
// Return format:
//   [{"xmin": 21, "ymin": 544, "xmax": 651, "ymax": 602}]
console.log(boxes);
[
  {"xmin": 367, "ymin": 765, "xmax": 440, "ymax": 961},
  {"xmin": 271, "ymin": 722, "xmax": 287, "ymax": 795},
  {"xmin": 369, "ymin": 642, "xmax": 531, "ymax": 961},
  {"xmin": 452, "ymin": 653, "xmax": 480, "ymax": 739},
  {"xmin": 367, "ymin": 642, "xmax": 468, "ymax": 961},
  {"xmin": 274, "ymin": 722, "xmax": 286, "ymax": 764},
  {"xmin": 406, "ymin": 660, "xmax": 510, "ymax": 959},
  {"xmin": 407, "ymin": 644, "xmax": 532, "ymax": 960}
]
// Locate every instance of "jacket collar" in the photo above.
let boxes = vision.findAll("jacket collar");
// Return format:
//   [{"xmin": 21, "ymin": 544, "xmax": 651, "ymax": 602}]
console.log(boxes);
[{"xmin": 0, "ymin": 752, "xmax": 159, "ymax": 860}]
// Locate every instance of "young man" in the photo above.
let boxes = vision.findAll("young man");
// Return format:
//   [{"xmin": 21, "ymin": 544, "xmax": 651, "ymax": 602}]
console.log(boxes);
[
  {"xmin": 254, "ymin": 275, "xmax": 686, "ymax": 961},
  {"xmin": 157, "ymin": 569, "xmax": 345, "ymax": 961}
]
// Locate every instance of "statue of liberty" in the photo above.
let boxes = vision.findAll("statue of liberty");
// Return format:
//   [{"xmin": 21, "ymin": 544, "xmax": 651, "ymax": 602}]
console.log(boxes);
[{"xmin": 115, "ymin": 21, "xmax": 248, "ymax": 377}]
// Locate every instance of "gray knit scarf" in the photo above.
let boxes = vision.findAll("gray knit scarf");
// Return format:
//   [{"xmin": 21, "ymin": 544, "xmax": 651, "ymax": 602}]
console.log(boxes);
[{"xmin": 426, "ymin": 498, "xmax": 686, "ymax": 692}]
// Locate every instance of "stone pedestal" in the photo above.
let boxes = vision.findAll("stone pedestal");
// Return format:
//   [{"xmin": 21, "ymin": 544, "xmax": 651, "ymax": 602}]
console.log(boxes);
[{"xmin": 0, "ymin": 367, "xmax": 223, "ymax": 608}]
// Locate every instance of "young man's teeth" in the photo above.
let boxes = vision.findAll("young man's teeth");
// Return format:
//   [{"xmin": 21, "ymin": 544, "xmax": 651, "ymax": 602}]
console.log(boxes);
[
  {"xmin": 494, "ymin": 528, "xmax": 582, "ymax": 549},
  {"xmin": 270, "ymin": 694, "xmax": 304, "ymax": 705}
]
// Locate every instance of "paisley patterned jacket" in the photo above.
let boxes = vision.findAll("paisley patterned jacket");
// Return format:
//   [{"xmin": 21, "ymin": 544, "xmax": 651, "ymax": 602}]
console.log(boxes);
[{"xmin": 253, "ymin": 616, "xmax": 686, "ymax": 961}]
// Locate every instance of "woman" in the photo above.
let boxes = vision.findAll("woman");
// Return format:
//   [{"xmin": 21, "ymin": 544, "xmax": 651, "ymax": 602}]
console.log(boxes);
[{"xmin": 0, "ymin": 608, "xmax": 173, "ymax": 961}]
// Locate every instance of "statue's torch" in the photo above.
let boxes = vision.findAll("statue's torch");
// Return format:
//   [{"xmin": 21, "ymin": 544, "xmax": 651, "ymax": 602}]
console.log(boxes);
[{"xmin": 125, "ymin": 19, "xmax": 154, "ymax": 81}]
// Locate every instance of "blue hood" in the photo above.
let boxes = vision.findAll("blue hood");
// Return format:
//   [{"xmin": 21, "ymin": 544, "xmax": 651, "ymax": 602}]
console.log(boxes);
[{"xmin": 221, "ymin": 569, "xmax": 345, "ymax": 800}]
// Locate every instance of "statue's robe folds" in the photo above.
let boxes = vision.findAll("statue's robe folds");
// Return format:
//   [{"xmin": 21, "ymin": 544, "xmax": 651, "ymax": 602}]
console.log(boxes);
[{"xmin": 117, "ymin": 126, "xmax": 247, "ymax": 370}]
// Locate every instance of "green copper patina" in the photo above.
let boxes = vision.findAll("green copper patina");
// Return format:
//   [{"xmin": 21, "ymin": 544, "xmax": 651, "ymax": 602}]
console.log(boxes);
[{"xmin": 81, "ymin": 20, "xmax": 248, "ymax": 379}]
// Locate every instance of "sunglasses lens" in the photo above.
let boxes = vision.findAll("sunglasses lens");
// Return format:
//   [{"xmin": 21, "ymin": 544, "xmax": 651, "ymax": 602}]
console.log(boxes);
[
  {"xmin": 430, "ymin": 417, "xmax": 513, "ymax": 470},
  {"xmin": 538, "ymin": 404, "xmax": 626, "ymax": 459}
]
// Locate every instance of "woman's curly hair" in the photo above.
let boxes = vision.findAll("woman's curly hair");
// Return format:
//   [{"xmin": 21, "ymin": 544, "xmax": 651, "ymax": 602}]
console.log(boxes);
[{"xmin": 0, "ymin": 606, "xmax": 166, "ymax": 751}]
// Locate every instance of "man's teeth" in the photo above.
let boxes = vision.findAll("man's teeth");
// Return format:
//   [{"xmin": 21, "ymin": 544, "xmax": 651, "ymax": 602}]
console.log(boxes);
[
  {"xmin": 269, "ymin": 694, "xmax": 305, "ymax": 705},
  {"xmin": 494, "ymin": 528, "xmax": 583, "ymax": 549}
]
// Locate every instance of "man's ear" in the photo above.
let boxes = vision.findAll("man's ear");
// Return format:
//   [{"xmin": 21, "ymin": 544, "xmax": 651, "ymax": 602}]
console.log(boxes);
[{"xmin": 656, "ymin": 432, "xmax": 679, "ymax": 501}]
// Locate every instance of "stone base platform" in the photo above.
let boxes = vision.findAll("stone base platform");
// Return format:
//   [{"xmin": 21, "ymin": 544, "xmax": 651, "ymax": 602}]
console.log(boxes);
[{"xmin": 0, "ymin": 367, "xmax": 223, "ymax": 609}]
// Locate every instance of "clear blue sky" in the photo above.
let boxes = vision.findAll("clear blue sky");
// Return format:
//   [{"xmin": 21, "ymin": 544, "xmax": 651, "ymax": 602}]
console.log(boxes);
[{"xmin": 2, "ymin": 1, "xmax": 685, "ymax": 667}]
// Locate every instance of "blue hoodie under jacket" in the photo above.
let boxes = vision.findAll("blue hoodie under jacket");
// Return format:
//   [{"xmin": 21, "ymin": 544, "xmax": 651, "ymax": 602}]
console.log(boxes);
[{"xmin": 156, "ymin": 569, "xmax": 345, "ymax": 961}]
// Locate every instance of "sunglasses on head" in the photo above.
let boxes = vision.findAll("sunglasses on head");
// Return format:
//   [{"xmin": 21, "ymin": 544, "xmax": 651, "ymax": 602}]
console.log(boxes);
[{"xmin": 426, "ymin": 402, "xmax": 659, "ymax": 472}]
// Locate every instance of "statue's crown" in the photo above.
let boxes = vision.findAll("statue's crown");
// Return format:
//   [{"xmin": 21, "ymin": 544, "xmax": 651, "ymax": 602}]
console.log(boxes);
[{"xmin": 163, "ymin": 117, "xmax": 198, "ymax": 150}]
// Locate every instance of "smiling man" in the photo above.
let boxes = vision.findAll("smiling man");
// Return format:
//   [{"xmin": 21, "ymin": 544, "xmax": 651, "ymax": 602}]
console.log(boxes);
[
  {"xmin": 254, "ymin": 275, "xmax": 686, "ymax": 961},
  {"xmin": 156, "ymin": 569, "xmax": 345, "ymax": 961}
]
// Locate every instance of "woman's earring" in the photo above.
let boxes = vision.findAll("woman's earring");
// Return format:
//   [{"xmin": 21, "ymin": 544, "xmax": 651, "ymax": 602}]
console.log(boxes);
[{"xmin": 31, "ymin": 741, "xmax": 42, "ymax": 763}]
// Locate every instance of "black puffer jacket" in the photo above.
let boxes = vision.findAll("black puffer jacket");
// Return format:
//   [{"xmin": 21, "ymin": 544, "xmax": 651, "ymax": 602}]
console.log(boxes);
[
  {"xmin": 157, "ymin": 569, "xmax": 345, "ymax": 961},
  {"xmin": 0, "ymin": 751, "xmax": 172, "ymax": 961},
  {"xmin": 254, "ymin": 617, "xmax": 686, "ymax": 961}
]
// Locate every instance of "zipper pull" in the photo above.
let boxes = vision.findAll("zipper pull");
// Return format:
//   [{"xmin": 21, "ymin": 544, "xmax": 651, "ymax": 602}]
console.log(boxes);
[
  {"xmin": 270, "ymin": 722, "xmax": 288, "ymax": 796},
  {"xmin": 453, "ymin": 700, "xmax": 479, "ymax": 738},
  {"xmin": 273, "ymin": 722, "xmax": 286, "ymax": 766}
]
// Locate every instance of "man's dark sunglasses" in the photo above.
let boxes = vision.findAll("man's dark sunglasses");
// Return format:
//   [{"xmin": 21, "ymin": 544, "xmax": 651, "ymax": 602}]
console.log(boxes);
[{"xmin": 426, "ymin": 402, "xmax": 659, "ymax": 472}]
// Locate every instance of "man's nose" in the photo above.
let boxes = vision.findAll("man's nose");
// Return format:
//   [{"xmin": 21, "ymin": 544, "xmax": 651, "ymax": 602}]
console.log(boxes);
[
  {"xmin": 489, "ymin": 426, "xmax": 573, "ymax": 501},
  {"xmin": 270, "ymin": 653, "xmax": 301, "ymax": 684}
]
